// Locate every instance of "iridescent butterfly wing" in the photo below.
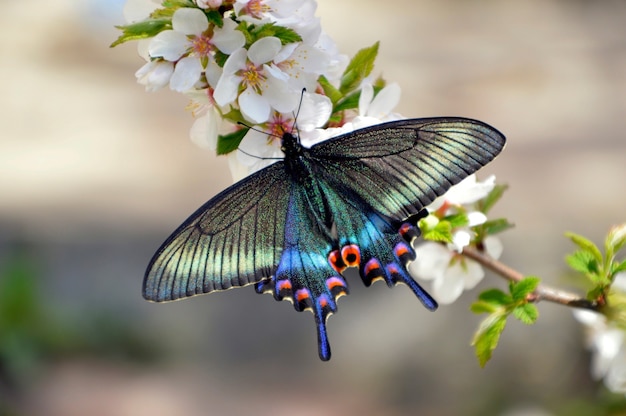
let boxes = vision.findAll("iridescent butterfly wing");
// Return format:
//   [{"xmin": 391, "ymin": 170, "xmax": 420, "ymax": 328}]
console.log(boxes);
[{"xmin": 143, "ymin": 117, "xmax": 506, "ymax": 360}]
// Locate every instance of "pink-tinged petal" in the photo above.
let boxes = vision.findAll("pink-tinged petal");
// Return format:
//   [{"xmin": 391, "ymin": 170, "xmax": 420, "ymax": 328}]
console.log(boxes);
[
  {"xmin": 248, "ymin": 37, "xmax": 282, "ymax": 66},
  {"xmin": 212, "ymin": 20, "xmax": 246, "ymax": 54},
  {"xmin": 190, "ymin": 110, "xmax": 219, "ymax": 150},
  {"xmin": 409, "ymin": 242, "xmax": 451, "ymax": 281},
  {"xmin": 240, "ymin": 88, "xmax": 271, "ymax": 123},
  {"xmin": 433, "ymin": 270, "xmax": 465, "ymax": 304},
  {"xmin": 170, "ymin": 57, "xmax": 203, "ymax": 92},
  {"xmin": 172, "ymin": 8, "xmax": 209, "ymax": 35},
  {"xmin": 149, "ymin": 30, "xmax": 190, "ymax": 61},
  {"xmin": 367, "ymin": 83, "xmax": 401, "ymax": 119}
]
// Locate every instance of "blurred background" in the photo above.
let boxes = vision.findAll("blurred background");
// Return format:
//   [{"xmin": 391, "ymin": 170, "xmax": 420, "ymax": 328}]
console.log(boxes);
[{"xmin": 1, "ymin": 0, "xmax": 626, "ymax": 415}]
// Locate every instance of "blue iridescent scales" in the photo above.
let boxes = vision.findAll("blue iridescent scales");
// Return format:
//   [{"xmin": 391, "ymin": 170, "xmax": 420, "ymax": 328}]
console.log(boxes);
[{"xmin": 143, "ymin": 117, "xmax": 506, "ymax": 361}]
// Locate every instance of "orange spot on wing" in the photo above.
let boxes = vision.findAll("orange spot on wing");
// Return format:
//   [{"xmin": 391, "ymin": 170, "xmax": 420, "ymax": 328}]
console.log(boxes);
[
  {"xmin": 341, "ymin": 245, "xmax": 361, "ymax": 267},
  {"xmin": 277, "ymin": 279, "xmax": 292, "ymax": 291},
  {"xmin": 364, "ymin": 259, "xmax": 381, "ymax": 275},
  {"xmin": 328, "ymin": 250, "xmax": 345, "ymax": 273},
  {"xmin": 295, "ymin": 289, "xmax": 310, "ymax": 303},
  {"xmin": 394, "ymin": 244, "xmax": 410, "ymax": 257}
]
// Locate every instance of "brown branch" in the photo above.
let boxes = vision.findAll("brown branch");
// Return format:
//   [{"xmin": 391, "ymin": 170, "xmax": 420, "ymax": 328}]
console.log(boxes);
[{"xmin": 462, "ymin": 246, "xmax": 600, "ymax": 311}]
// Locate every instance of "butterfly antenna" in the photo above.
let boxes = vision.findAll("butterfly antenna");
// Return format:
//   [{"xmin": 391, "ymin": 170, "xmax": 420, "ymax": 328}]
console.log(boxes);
[
  {"xmin": 235, "ymin": 122, "xmax": 283, "ymax": 161},
  {"xmin": 289, "ymin": 88, "xmax": 307, "ymax": 143}
]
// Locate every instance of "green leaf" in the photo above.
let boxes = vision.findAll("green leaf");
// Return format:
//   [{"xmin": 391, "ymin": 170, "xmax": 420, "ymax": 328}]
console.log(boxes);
[
  {"xmin": 477, "ymin": 288, "xmax": 512, "ymax": 306},
  {"xmin": 472, "ymin": 313, "xmax": 507, "ymax": 367},
  {"xmin": 510, "ymin": 276, "xmax": 540, "ymax": 302},
  {"xmin": 565, "ymin": 232, "xmax": 603, "ymax": 265},
  {"xmin": 206, "ymin": 10, "xmax": 224, "ymax": 27},
  {"xmin": 250, "ymin": 23, "xmax": 302, "ymax": 45},
  {"xmin": 421, "ymin": 220, "xmax": 453, "ymax": 243},
  {"xmin": 512, "ymin": 303, "xmax": 539, "ymax": 324},
  {"xmin": 612, "ymin": 259, "xmax": 626, "ymax": 276},
  {"xmin": 111, "ymin": 19, "xmax": 171, "ymax": 47},
  {"xmin": 443, "ymin": 212, "xmax": 469, "ymax": 229},
  {"xmin": 477, "ymin": 218, "xmax": 515, "ymax": 236},
  {"xmin": 566, "ymin": 250, "xmax": 600, "ymax": 277},
  {"xmin": 339, "ymin": 42, "xmax": 379, "ymax": 94},
  {"xmin": 607, "ymin": 224, "xmax": 626, "ymax": 255},
  {"xmin": 470, "ymin": 300, "xmax": 500, "ymax": 314},
  {"xmin": 477, "ymin": 184, "xmax": 508, "ymax": 214},
  {"xmin": 333, "ymin": 92, "xmax": 361, "ymax": 113},
  {"xmin": 217, "ymin": 129, "xmax": 248, "ymax": 155},
  {"xmin": 318, "ymin": 75, "xmax": 342, "ymax": 106}
]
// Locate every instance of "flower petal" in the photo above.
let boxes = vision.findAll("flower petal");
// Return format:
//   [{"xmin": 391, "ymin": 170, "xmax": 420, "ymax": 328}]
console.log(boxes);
[
  {"xmin": 433, "ymin": 269, "xmax": 465, "ymax": 304},
  {"xmin": 135, "ymin": 60, "xmax": 174, "ymax": 91},
  {"xmin": 212, "ymin": 19, "xmax": 246, "ymax": 54},
  {"xmin": 240, "ymin": 87, "xmax": 271, "ymax": 123},
  {"xmin": 190, "ymin": 110, "xmax": 219, "ymax": 150},
  {"xmin": 172, "ymin": 8, "xmax": 209, "ymax": 35},
  {"xmin": 149, "ymin": 30, "xmax": 190, "ymax": 61},
  {"xmin": 296, "ymin": 93, "xmax": 332, "ymax": 133},
  {"xmin": 367, "ymin": 82, "xmax": 401, "ymax": 119},
  {"xmin": 248, "ymin": 37, "xmax": 282, "ymax": 66},
  {"xmin": 409, "ymin": 242, "xmax": 451, "ymax": 281},
  {"xmin": 170, "ymin": 56, "xmax": 203, "ymax": 92},
  {"xmin": 484, "ymin": 236, "xmax": 504, "ymax": 260},
  {"xmin": 358, "ymin": 82, "xmax": 374, "ymax": 117},
  {"xmin": 459, "ymin": 259, "xmax": 485, "ymax": 290}
]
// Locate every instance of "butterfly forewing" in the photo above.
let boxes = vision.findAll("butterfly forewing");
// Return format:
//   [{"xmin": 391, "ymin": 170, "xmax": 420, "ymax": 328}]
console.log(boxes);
[
  {"xmin": 143, "ymin": 162, "xmax": 290, "ymax": 302},
  {"xmin": 309, "ymin": 117, "xmax": 505, "ymax": 221}
]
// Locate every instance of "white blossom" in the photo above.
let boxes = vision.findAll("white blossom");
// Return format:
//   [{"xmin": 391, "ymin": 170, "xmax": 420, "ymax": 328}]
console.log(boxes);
[
  {"xmin": 575, "ymin": 273, "xmax": 626, "ymax": 394},
  {"xmin": 214, "ymin": 37, "xmax": 300, "ymax": 123},
  {"xmin": 410, "ymin": 236, "xmax": 502, "ymax": 304},
  {"xmin": 148, "ymin": 8, "xmax": 245, "ymax": 92},
  {"xmin": 408, "ymin": 174, "xmax": 503, "ymax": 304}
]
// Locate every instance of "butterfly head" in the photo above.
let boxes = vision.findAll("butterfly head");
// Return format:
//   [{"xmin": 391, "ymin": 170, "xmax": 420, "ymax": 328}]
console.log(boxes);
[{"xmin": 280, "ymin": 131, "xmax": 303, "ymax": 159}]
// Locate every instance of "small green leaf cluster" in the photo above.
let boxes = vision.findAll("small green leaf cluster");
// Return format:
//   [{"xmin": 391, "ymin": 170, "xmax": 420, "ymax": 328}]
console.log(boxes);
[
  {"xmin": 566, "ymin": 224, "xmax": 626, "ymax": 325},
  {"xmin": 419, "ymin": 183, "xmax": 513, "ymax": 246},
  {"xmin": 470, "ymin": 277, "xmax": 540, "ymax": 367}
]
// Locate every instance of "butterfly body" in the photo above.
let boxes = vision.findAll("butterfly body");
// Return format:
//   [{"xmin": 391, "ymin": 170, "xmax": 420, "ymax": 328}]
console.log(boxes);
[{"xmin": 144, "ymin": 117, "xmax": 506, "ymax": 360}]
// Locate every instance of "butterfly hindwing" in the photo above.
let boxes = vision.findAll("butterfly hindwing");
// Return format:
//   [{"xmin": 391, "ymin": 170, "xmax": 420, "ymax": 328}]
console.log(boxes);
[{"xmin": 143, "ymin": 162, "xmax": 290, "ymax": 302}]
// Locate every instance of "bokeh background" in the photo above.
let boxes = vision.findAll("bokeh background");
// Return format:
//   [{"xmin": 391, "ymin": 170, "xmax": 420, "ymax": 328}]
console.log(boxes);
[{"xmin": 1, "ymin": 1, "xmax": 626, "ymax": 415}]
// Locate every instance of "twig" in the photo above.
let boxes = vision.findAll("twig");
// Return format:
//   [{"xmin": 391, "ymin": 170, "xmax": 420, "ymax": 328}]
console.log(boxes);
[{"xmin": 462, "ymin": 246, "xmax": 600, "ymax": 311}]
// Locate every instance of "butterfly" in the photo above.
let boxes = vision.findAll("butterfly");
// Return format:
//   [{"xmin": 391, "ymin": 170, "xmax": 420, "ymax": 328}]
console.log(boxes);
[{"xmin": 143, "ymin": 117, "xmax": 506, "ymax": 361}]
